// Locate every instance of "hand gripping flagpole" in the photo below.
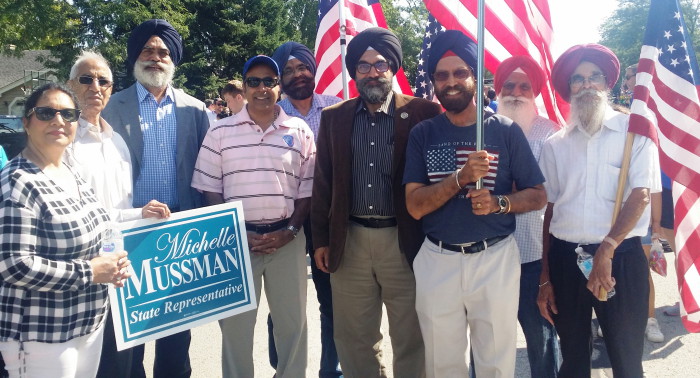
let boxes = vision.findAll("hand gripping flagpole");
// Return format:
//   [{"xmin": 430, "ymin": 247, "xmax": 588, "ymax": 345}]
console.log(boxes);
[
  {"xmin": 338, "ymin": 0, "xmax": 350, "ymax": 100},
  {"xmin": 475, "ymin": 0, "xmax": 486, "ymax": 189}
]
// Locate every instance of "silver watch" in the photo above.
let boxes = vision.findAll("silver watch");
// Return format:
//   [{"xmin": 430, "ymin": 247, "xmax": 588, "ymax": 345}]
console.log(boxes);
[{"xmin": 286, "ymin": 225, "xmax": 300, "ymax": 238}]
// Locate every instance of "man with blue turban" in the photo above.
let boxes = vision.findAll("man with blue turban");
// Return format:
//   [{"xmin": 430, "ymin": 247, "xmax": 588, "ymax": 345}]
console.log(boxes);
[
  {"xmin": 102, "ymin": 19, "xmax": 210, "ymax": 378},
  {"xmin": 404, "ymin": 30, "xmax": 547, "ymax": 377}
]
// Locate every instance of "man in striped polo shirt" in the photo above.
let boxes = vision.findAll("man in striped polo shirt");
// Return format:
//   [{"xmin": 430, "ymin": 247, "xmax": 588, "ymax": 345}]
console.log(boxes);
[{"xmin": 191, "ymin": 55, "xmax": 315, "ymax": 378}]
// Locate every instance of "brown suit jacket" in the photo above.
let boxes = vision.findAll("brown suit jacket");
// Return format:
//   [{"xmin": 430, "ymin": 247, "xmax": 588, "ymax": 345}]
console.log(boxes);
[{"xmin": 311, "ymin": 93, "xmax": 442, "ymax": 273}]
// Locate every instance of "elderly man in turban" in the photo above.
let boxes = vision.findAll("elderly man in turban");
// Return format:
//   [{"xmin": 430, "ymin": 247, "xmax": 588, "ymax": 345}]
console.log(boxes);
[
  {"xmin": 311, "ymin": 27, "xmax": 441, "ymax": 377},
  {"xmin": 403, "ymin": 30, "xmax": 547, "ymax": 377},
  {"xmin": 102, "ymin": 19, "xmax": 209, "ymax": 378},
  {"xmin": 493, "ymin": 55, "xmax": 562, "ymax": 378},
  {"xmin": 538, "ymin": 44, "xmax": 660, "ymax": 377},
  {"xmin": 269, "ymin": 41, "xmax": 343, "ymax": 377}
]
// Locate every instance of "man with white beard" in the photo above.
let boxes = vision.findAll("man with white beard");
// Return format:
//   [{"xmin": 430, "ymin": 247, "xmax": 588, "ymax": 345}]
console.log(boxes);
[
  {"xmin": 537, "ymin": 44, "xmax": 660, "ymax": 377},
  {"xmin": 102, "ymin": 19, "xmax": 209, "ymax": 378},
  {"xmin": 493, "ymin": 55, "xmax": 561, "ymax": 378}
]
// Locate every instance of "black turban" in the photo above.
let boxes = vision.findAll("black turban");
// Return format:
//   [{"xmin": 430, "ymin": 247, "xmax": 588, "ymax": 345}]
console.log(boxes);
[
  {"xmin": 272, "ymin": 42, "xmax": 317, "ymax": 77},
  {"xmin": 427, "ymin": 30, "xmax": 478, "ymax": 79},
  {"xmin": 345, "ymin": 27, "xmax": 402, "ymax": 80},
  {"xmin": 127, "ymin": 19, "xmax": 183, "ymax": 68}
]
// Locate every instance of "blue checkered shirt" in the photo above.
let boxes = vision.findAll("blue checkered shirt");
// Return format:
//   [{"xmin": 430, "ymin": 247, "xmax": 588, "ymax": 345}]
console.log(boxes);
[
  {"xmin": 279, "ymin": 93, "xmax": 341, "ymax": 140},
  {"xmin": 513, "ymin": 116, "xmax": 557, "ymax": 263},
  {"xmin": 134, "ymin": 83, "xmax": 178, "ymax": 208}
]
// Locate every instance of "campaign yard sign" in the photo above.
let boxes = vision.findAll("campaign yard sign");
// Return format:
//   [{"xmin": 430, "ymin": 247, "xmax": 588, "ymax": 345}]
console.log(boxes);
[{"xmin": 108, "ymin": 202, "xmax": 256, "ymax": 350}]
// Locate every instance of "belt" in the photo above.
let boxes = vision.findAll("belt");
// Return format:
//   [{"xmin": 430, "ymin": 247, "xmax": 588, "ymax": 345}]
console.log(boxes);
[
  {"xmin": 427, "ymin": 234, "xmax": 508, "ymax": 254},
  {"xmin": 349, "ymin": 216, "xmax": 397, "ymax": 228},
  {"xmin": 245, "ymin": 218, "xmax": 290, "ymax": 234}
]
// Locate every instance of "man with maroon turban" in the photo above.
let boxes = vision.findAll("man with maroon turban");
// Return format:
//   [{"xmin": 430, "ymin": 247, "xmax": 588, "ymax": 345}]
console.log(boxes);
[
  {"xmin": 494, "ymin": 55, "xmax": 561, "ymax": 378},
  {"xmin": 538, "ymin": 44, "xmax": 660, "ymax": 377}
]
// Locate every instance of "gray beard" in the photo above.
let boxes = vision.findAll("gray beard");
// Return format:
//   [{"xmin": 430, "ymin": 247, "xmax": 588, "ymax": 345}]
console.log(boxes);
[
  {"xmin": 133, "ymin": 60, "xmax": 175, "ymax": 89},
  {"xmin": 498, "ymin": 96, "xmax": 538, "ymax": 130},
  {"xmin": 569, "ymin": 89, "xmax": 608, "ymax": 136},
  {"xmin": 356, "ymin": 77, "xmax": 392, "ymax": 104}
]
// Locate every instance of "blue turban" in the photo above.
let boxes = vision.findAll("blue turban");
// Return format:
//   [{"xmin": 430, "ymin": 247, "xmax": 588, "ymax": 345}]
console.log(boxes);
[
  {"xmin": 345, "ymin": 27, "xmax": 402, "ymax": 80},
  {"xmin": 427, "ymin": 30, "xmax": 478, "ymax": 79},
  {"xmin": 271, "ymin": 42, "xmax": 317, "ymax": 77},
  {"xmin": 127, "ymin": 19, "xmax": 183, "ymax": 67}
]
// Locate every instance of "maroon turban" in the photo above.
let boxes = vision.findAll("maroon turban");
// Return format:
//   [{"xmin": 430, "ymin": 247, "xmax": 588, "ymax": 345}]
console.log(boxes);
[
  {"xmin": 494, "ymin": 56, "xmax": 545, "ymax": 97},
  {"xmin": 551, "ymin": 44, "xmax": 620, "ymax": 102}
]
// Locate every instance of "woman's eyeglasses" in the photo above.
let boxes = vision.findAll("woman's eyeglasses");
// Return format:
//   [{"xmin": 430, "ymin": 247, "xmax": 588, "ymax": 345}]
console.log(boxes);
[{"xmin": 27, "ymin": 107, "xmax": 81, "ymax": 122}]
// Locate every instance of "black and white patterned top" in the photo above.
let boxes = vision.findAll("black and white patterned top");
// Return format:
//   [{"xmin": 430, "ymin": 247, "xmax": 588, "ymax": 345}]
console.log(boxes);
[{"xmin": 0, "ymin": 157, "xmax": 110, "ymax": 343}]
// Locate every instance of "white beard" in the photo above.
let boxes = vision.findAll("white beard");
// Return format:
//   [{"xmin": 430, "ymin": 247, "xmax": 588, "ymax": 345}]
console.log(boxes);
[
  {"xmin": 569, "ymin": 89, "xmax": 608, "ymax": 136},
  {"xmin": 133, "ymin": 60, "xmax": 175, "ymax": 89},
  {"xmin": 498, "ymin": 95, "xmax": 538, "ymax": 130}
]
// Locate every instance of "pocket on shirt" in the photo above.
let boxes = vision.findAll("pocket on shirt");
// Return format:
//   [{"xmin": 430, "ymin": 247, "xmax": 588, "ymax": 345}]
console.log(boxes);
[{"xmin": 597, "ymin": 163, "xmax": 631, "ymax": 202}]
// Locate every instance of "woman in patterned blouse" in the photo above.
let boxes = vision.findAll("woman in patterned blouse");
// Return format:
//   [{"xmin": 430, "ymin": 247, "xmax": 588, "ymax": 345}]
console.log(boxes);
[{"xmin": 0, "ymin": 83, "xmax": 131, "ymax": 378}]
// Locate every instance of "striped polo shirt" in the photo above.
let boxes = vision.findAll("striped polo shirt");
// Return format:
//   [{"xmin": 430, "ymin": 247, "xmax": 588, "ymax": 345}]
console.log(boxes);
[{"xmin": 191, "ymin": 105, "xmax": 315, "ymax": 223}]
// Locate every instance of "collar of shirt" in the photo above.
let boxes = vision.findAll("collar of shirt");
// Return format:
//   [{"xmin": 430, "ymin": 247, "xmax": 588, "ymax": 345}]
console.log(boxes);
[
  {"xmin": 355, "ymin": 91, "xmax": 395, "ymax": 116},
  {"xmin": 565, "ymin": 105, "xmax": 623, "ymax": 137},
  {"xmin": 136, "ymin": 81, "xmax": 174, "ymax": 105},
  {"xmin": 77, "ymin": 116, "xmax": 114, "ymax": 141},
  {"xmin": 221, "ymin": 104, "xmax": 303, "ymax": 132}
]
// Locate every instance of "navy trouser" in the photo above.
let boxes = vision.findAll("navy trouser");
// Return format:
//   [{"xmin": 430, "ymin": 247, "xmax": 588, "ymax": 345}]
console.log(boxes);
[
  {"xmin": 130, "ymin": 330, "xmax": 192, "ymax": 378},
  {"xmin": 96, "ymin": 311, "xmax": 133, "ymax": 378},
  {"xmin": 549, "ymin": 236, "xmax": 648, "ymax": 378}
]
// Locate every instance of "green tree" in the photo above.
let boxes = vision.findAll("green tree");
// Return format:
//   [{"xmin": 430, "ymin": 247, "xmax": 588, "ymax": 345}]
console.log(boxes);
[
  {"xmin": 381, "ymin": 0, "xmax": 428, "ymax": 86},
  {"xmin": 0, "ymin": 0, "xmax": 79, "ymax": 56}
]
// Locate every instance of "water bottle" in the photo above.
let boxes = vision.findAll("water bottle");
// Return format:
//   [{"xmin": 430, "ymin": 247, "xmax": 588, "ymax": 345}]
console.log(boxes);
[
  {"xmin": 575, "ymin": 246, "xmax": 616, "ymax": 299},
  {"xmin": 100, "ymin": 222, "xmax": 124, "ymax": 255}
]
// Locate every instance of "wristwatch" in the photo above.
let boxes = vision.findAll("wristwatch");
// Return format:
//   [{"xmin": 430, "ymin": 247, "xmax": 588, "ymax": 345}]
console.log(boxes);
[
  {"xmin": 286, "ymin": 225, "xmax": 300, "ymax": 238},
  {"xmin": 496, "ymin": 195, "xmax": 508, "ymax": 214}
]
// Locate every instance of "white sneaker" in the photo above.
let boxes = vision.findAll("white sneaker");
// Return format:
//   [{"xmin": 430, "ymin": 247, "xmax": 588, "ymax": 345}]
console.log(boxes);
[{"xmin": 646, "ymin": 317, "xmax": 664, "ymax": 342}]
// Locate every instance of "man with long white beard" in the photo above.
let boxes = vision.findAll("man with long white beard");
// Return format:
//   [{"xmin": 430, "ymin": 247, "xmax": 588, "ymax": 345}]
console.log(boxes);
[
  {"xmin": 102, "ymin": 19, "xmax": 209, "ymax": 378},
  {"xmin": 537, "ymin": 44, "xmax": 660, "ymax": 377},
  {"xmin": 494, "ymin": 55, "xmax": 561, "ymax": 378}
]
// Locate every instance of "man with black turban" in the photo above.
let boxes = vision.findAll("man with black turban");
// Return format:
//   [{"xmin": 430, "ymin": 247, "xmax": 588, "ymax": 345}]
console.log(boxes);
[
  {"xmin": 102, "ymin": 19, "xmax": 210, "ymax": 378},
  {"xmin": 404, "ymin": 30, "xmax": 546, "ymax": 377},
  {"xmin": 538, "ymin": 44, "xmax": 660, "ymax": 377},
  {"xmin": 270, "ymin": 41, "xmax": 343, "ymax": 377},
  {"xmin": 311, "ymin": 27, "xmax": 441, "ymax": 377}
]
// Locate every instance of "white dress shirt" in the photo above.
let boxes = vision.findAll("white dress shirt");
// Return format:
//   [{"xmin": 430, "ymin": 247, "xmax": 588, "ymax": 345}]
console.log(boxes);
[
  {"xmin": 65, "ymin": 117, "xmax": 141, "ymax": 222},
  {"xmin": 540, "ymin": 106, "xmax": 661, "ymax": 244}
]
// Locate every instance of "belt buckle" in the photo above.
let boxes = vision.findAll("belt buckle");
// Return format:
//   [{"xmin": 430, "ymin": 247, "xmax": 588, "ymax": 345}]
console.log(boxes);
[
  {"xmin": 367, "ymin": 218, "xmax": 380, "ymax": 227},
  {"xmin": 459, "ymin": 241, "xmax": 477, "ymax": 254}
]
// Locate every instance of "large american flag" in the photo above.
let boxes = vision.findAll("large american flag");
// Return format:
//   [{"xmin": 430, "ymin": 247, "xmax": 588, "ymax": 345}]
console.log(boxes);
[
  {"xmin": 414, "ymin": 14, "xmax": 445, "ymax": 100},
  {"xmin": 421, "ymin": 0, "xmax": 566, "ymax": 124},
  {"xmin": 629, "ymin": 0, "xmax": 700, "ymax": 332},
  {"xmin": 314, "ymin": 0, "xmax": 413, "ymax": 99}
]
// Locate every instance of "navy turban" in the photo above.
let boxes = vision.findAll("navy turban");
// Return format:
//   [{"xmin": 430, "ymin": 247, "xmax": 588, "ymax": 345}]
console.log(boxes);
[
  {"xmin": 345, "ymin": 27, "xmax": 402, "ymax": 80},
  {"xmin": 551, "ymin": 43, "xmax": 620, "ymax": 102},
  {"xmin": 427, "ymin": 30, "xmax": 478, "ymax": 79},
  {"xmin": 127, "ymin": 19, "xmax": 183, "ymax": 68},
  {"xmin": 272, "ymin": 42, "xmax": 317, "ymax": 77}
]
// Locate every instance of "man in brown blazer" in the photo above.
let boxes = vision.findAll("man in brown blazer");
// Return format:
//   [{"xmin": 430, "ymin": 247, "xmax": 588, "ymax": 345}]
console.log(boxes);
[{"xmin": 311, "ymin": 27, "xmax": 441, "ymax": 378}]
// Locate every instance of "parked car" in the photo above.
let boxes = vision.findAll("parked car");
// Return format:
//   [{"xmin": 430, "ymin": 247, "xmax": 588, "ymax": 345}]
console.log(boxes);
[{"xmin": 0, "ymin": 115, "xmax": 26, "ymax": 159}]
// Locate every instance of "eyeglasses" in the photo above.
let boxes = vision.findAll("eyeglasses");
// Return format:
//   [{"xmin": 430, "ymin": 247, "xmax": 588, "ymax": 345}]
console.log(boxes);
[
  {"xmin": 78, "ymin": 75, "xmax": 113, "ymax": 88},
  {"xmin": 356, "ymin": 61, "xmax": 390, "ymax": 74},
  {"xmin": 282, "ymin": 64, "xmax": 311, "ymax": 77},
  {"xmin": 432, "ymin": 68, "xmax": 472, "ymax": 82},
  {"xmin": 216, "ymin": 101, "xmax": 226, "ymax": 106},
  {"xmin": 27, "ymin": 107, "xmax": 81, "ymax": 122},
  {"xmin": 569, "ymin": 73, "xmax": 606, "ymax": 89},
  {"xmin": 245, "ymin": 76, "xmax": 279, "ymax": 88}
]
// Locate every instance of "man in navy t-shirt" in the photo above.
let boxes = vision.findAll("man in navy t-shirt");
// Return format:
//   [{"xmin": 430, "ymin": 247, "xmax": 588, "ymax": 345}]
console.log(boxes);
[{"xmin": 404, "ymin": 30, "xmax": 547, "ymax": 377}]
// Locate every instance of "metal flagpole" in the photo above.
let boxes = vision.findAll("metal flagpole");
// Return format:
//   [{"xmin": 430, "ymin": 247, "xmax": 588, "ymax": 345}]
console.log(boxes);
[
  {"xmin": 338, "ymin": 0, "xmax": 350, "ymax": 100},
  {"xmin": 475, "ymin": 0, "xmax": 486, "ymax": 189}
]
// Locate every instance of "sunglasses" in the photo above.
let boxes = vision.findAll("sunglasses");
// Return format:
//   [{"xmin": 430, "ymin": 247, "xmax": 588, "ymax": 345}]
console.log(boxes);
[
  {"xmin": 432, "ymin": 68, "xmax": 472, "ymax": 82},
  {"xmin": 27, "ymin": 107, "xmax": 81, "ymax": 122},
  {"xmin": 356, "ymin": 61, "xmax": 390, "ymax": 74},
  {"xmin": 78, "ymin": 75, "xmax": 113, "ymax": 87},
  {"xmin": 245, "ymin": 76, "xmax": 279, "ymax": 88}
]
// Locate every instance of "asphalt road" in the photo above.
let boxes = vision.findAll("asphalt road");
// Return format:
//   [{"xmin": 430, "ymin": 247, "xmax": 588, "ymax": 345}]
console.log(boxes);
[{"xmin": 143, "ymin": 251, "xmax": 699, "ymax": 377}]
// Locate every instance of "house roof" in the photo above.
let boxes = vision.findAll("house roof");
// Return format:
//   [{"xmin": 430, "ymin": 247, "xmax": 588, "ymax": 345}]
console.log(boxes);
[{"xmin": 0, "ymin": 50, "xmax": 51, "ymax": 89}]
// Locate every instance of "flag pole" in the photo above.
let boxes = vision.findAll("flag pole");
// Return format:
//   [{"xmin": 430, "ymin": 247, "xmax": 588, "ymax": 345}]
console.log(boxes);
[
  {"xmin": 338, "ymin": 0, "xmax": 350, "ymax": 100},
  {"xmin": 475, "ymin": 0, "xmax": 485, "ymax": 189}
]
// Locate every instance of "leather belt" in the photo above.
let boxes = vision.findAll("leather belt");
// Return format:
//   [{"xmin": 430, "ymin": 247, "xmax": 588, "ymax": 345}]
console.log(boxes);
[
  {"xmin": 427, "ymin": 234, "xmax": 508, "ymax": 254},
  {"xmin": 349, "ymin": 216, "xmax": 397, "ymax": 228},
  {"xmin": 245, "ymin": 218, "xmax": 290, "ymax": 234}
]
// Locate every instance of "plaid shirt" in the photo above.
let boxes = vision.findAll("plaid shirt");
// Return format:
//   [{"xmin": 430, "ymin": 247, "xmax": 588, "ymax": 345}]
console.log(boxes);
[
  {"xmin": 279, "ymin": 93, "xmax": 341, "ymax": 140},
  {"xmin": 0, "ymin": 158, "xmax": 109, "ymax": 343},
  {"xmin": 134, "ymin": 83, "xmax": 178, "ymax": 208}
]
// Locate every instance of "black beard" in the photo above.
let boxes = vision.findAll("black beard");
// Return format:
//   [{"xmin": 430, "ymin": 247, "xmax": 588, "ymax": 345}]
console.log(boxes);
[
  {"xmin": 435, "ymin": 84, "xmax": 473, "ymax": 113},
  {"xmin": 283, "ymin": 77, "xmax": 315, "ymax": 100},
  {"xmin": 356, "ymin": 77, "xmax": 392, "ymax": 104}
]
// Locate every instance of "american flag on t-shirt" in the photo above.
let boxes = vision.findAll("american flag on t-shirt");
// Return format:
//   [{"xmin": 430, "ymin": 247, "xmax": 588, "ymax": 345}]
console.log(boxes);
[
  {"xmin": 414, "ymin": 14, "xmax": 445, "ymax": 100},
  {"xmin": 427, "ymin": 146, "xmax": 499, "ymax": 190},
  {"xmin": 628, "ymin": 0, "xmax": 700, "ymax": 332},
  {"xmin": 421, "ymin": 0, "xmax": 566, "ymax": 124},
  {"xmin": 315, "ymin": 0, "xmax": 413, "ymax": 99}
]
